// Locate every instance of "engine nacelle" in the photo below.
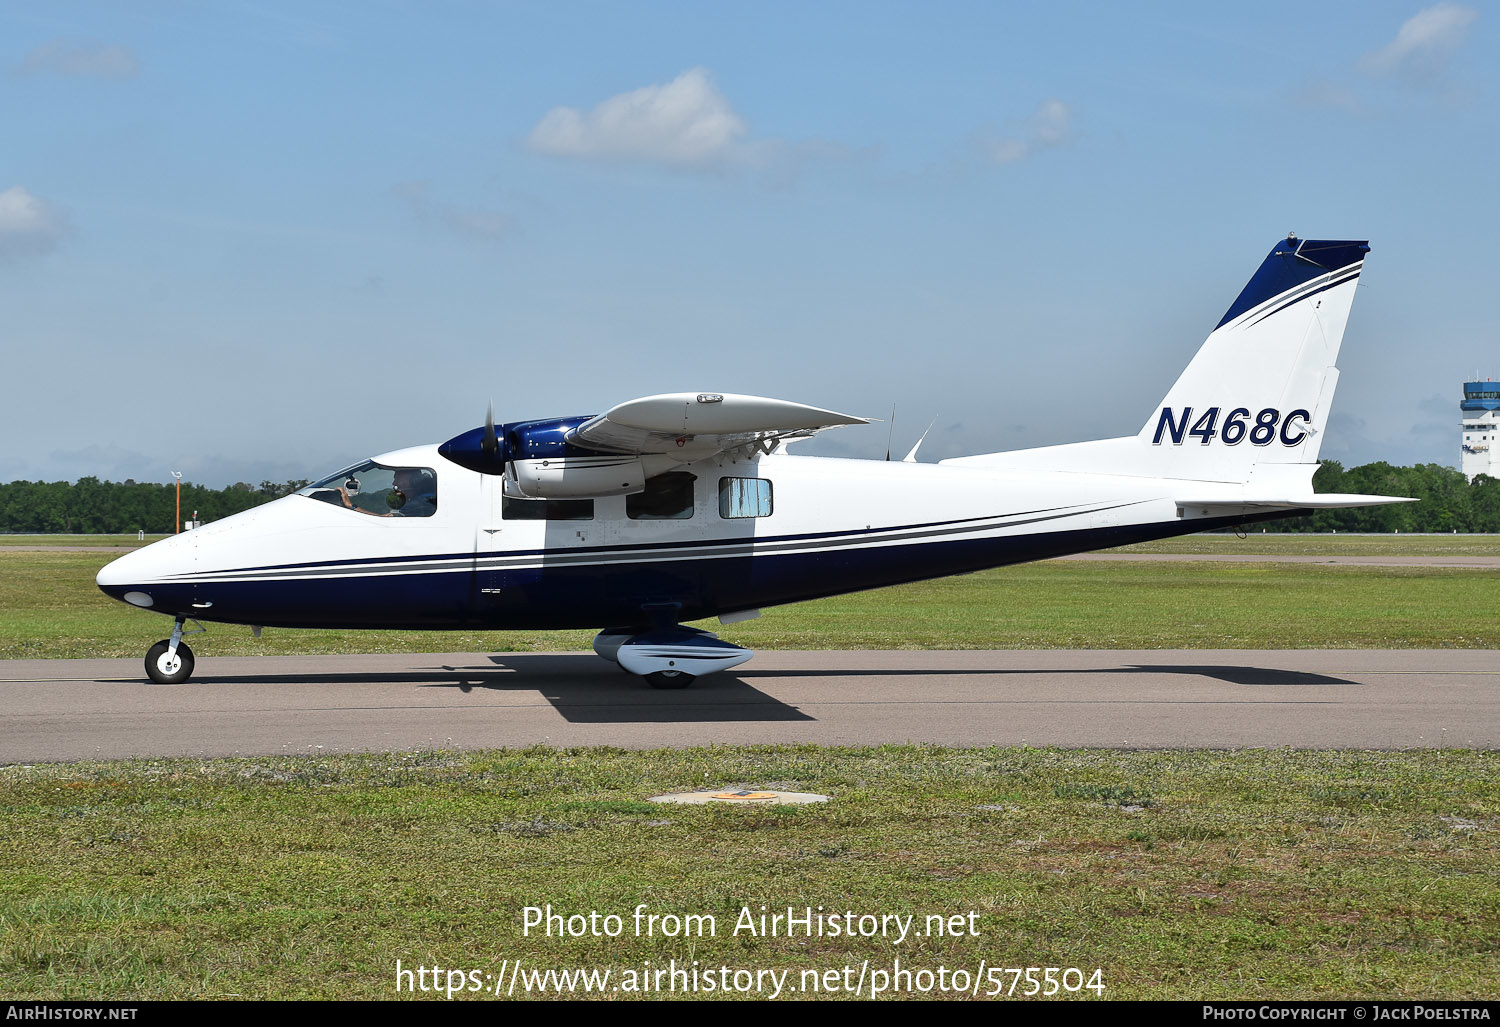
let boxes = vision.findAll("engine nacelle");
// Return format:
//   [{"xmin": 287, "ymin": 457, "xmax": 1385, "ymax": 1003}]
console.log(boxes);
[
  {"xmin": 505, "ymin": 455, "xmax": 646, "ymax": 499},
  {"xmin": 440, "ymin": 414, "xmax": 594, "ymax": 477}
]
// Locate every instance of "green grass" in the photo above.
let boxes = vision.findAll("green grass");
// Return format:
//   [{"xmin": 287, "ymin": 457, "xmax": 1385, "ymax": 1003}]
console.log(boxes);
[
  {"xmin": 5, "ymin": 543, "xmax": 1498, "ymax": 659},
  {"xmin": 0, "ymin": 534, "xmax": 170, "ymax": 547},
  {"xmin": 1, "ymin": 746, "xmax": 1494, "ymax": 1000},
  {"xmin": 729, "ymin": 562, "xmax": 1500, "ymax": 650},
  {"xmin": 1111, "ymin": 533, "xmax": 1500, "ymax": 557}
]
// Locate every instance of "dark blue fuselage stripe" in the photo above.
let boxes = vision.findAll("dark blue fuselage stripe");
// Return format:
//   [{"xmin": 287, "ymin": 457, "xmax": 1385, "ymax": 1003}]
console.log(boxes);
[
  {"xmin": 161, "ymin": 502, "xmax": 1141, "ymax": 581},
  {"xmin": 104, "ymin": 510, "xmax": 1303, "ymax": 630},
  {"xmin": 223, "ymin": 506, "xmax": 1073, "ymax": 573}
]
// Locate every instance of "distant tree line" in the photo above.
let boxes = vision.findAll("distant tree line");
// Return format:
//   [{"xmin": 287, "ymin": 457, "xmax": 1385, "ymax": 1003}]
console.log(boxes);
[
  {"xmin": 3, "ymin": 462, "xmax": 1500, "ymax": 534},
  {"xmin": 0, "ymin": 479, "xmax": 308, "ymax": 534},
  {"xmin": 1274, "ymin": 461, "xmax": 1500, "ymax": 533}
]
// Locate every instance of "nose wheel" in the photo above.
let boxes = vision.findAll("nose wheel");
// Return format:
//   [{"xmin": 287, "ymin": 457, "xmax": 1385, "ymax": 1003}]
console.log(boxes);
[
  {"xmin": 144, "ymin": 618, "xmax": 204, "ymax": 684},
  {"xmin": 145, "ymin": 639, "xmax": 195, "ymax": 684}
]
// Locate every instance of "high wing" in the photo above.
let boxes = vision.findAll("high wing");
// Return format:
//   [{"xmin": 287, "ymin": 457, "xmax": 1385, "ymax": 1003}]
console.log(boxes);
[
  {"xmin": 436, "ymin": 391, "xmax": 871, "ymax": 499},
  {"xmin": 565, "ymin": 392, "xmax": 868, "ymax": 462}
]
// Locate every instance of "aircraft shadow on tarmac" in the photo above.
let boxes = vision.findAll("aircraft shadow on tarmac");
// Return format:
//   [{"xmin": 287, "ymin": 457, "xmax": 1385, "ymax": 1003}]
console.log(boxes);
[
  {"xmin": 1122, "ymin": 665, "xmax": 1357, "ymax": 686},
  {"xmin": 736, "ymin": 665, "xmax": 1358, "ymax": 687},
  {"xmin": 196, "ymin": 654, "xmax": 815, "ymax": 725},
  {"xmin": 188, "ymin": 655, "xmax": 1354, "ymax": 726}
]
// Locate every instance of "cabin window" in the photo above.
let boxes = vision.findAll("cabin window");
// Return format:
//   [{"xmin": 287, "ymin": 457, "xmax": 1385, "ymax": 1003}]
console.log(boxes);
[
  {"xmin": 627, "ymin": 472, "xmax": 696, "ymax": 520},
  {"xmin": 298, "ymin": 462, "xmax": 438, "ymax": 518},
  {"xmin": 501, "ymin": 496, "xmax": 594, "ymax": 520},
  {"xmin": 718, "ymin": 476, "xmax": 773, "ymax": 518}
]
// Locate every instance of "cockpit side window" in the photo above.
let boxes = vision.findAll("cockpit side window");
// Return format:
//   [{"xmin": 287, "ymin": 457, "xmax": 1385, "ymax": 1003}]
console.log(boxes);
[{"xmin": 298, "ymin": 462, "xmax": 438, "ymax": 518}]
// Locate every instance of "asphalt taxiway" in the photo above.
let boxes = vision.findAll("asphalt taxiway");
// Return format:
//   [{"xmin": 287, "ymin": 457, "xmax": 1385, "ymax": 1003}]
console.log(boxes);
[{"xmin": 2, "ymin": 649, "xmax": 1496, "ymax": 761}]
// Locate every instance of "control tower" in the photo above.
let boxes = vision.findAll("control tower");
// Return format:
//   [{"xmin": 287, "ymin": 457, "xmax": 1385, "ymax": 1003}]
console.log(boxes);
[{"xmin": 1461, "ymin": 381, "xmax": 1500, "ymax": 480}]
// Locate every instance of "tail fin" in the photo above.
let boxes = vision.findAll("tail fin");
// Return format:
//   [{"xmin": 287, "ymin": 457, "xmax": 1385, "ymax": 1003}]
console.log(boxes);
[
  {"xmin": 1143, "ymin": 236, "xmax": 1367, "ymax": 477},
  {"xmin": 944, "ymin": 235, "xmax": 1369, "ymax": 485}
]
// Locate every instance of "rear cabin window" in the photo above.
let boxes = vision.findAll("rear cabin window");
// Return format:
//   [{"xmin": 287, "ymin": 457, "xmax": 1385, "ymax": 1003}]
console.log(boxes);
[
  {"xmin": 719, "ymin": 477, "xmax": 772, "ymax": 518},
  {"xmin": 627, "ymin": 472, "xmax": 696, "ymax": 520},
  {"xmin": 501, "ymin": 496, "xmax": 594, "ymax": 521}
]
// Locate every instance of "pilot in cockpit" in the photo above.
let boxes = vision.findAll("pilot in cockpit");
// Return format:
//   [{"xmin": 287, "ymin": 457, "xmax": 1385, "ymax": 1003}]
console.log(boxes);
[
  {"xmin": 388, "ymin": 467, "xmax": 437, "ymax": 517},
  {"xmin": 305, "ymin": 463, "xmax": 437, "ymax": 518}
]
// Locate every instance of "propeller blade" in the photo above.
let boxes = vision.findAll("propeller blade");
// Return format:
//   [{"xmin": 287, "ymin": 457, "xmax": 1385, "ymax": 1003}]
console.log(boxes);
[{"xmin": 482, "ymin": 402, "xmax": 499, "ymax": 457}]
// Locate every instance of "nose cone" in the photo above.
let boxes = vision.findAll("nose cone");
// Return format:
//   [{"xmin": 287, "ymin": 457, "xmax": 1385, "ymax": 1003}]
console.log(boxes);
[
  {"xmin": 97, "ymin": 548, "xmax": 138, "ymax": 591},
  {"xmin": 97, "ymin": 535, "xmax": 193, "ymax": 607}
]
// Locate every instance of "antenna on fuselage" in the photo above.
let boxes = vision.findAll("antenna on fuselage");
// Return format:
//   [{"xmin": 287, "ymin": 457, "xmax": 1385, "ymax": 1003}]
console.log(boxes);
[
  {"xmin": 903, "ymin": 417, "xmax": 938, "ymax": 463},
  {"xmin": 885, "ymin": 404, "xmax": 896, "ymax": 461}
]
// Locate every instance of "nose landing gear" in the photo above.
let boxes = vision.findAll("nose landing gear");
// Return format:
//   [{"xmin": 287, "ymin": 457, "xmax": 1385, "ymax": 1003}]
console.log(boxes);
[{"xmin": 144, "ymin": 618, "xmax": 205, "ymax": 684}]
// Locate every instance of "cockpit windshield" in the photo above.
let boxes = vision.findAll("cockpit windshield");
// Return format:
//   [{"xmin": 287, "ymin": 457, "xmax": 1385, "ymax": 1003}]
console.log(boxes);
[{"xmin": 297, "ymin": 461, "xmax": 438, "ymax": 518}]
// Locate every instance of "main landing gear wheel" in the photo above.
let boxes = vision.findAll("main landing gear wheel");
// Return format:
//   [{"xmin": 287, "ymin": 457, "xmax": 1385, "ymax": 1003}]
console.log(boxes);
[
  {"xmin": 645, "ymin": 670, "xmax": 695, "ymax": 689},
  {"xmin": 145, "ymin": 639, "xmax": 195, "ymax": 684}
]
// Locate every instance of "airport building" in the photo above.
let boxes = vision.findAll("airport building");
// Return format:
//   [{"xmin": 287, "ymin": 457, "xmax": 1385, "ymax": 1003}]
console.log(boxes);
[{"xmin": 1461, "ymin": 381, "xmax": 1500, "ymax": 480}]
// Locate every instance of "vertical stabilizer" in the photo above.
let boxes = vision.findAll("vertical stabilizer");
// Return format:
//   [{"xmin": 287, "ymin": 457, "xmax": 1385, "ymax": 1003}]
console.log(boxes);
[
  {"xmin": 1141, "ymin": 236, "xmax": 1367, "ymax": 480},
  {"xmin": 943, "ymin": 235, "xmax": 1369, "ymax": 484}
]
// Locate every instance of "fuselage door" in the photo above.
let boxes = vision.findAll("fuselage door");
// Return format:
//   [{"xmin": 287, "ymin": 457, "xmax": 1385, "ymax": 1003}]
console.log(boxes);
[{"xmin": 475, "ymin": 473, "xmax": 602, "ymax": 623}]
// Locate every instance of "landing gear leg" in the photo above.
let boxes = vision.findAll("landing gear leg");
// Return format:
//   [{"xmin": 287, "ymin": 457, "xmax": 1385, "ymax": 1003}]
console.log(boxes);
[{"xmin": 145, "ymin": 617, "xmax": 201, "ymax": 684}]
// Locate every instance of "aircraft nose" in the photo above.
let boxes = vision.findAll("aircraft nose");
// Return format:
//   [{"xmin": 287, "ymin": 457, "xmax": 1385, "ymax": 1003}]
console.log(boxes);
[
  {"xmin": 97, "ymin": 548, "xmax": 155, "ymax": 609},
  {"xmin": 96, "ymin": 550, "xmax": 136, "ymax": 590},
  {"xmin": 96, "ymin": 536, "xmax": 192, "ymax": 609}
]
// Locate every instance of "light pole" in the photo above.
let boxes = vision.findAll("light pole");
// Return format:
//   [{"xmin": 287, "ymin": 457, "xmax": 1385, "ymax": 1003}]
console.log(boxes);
[{"xmin": 173, "ymin": 471, "xmax": 182, "ymax": 534}]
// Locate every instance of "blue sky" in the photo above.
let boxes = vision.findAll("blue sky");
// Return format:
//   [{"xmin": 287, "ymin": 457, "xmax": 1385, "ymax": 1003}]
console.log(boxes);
[{"xmin": 2, "ymin": 1, "xmax": 1493, "ymax": 487}]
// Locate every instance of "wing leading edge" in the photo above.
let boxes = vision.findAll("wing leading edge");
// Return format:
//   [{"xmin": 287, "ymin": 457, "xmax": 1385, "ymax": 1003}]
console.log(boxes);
[{"xmin": 566, "ymin": 392, "xmax": 868, "ymax": 461}]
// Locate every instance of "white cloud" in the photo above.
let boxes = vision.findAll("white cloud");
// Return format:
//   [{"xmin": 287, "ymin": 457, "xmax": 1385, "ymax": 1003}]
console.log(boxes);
[
  {"xmin": 16, "ymin": 40, "xmax": 139, "ymax": 79},
  {"xmin": 527, "ymin": 68, "xmax": 748, "ymax": 169},
  {"xmin": 1030, "ymin": 99, "xmax": 1071, "ymax": 146},
  {"xmin": 981, "ymin": 99, "xmax": 1073, "ymax": 166},
  {"xmin": 0, "ymin": 186, "xmax": 68, "ymax": 260},
  {"xmin": 1362, "ymin": 3, "xmax": 1478, "ymax": 82}
]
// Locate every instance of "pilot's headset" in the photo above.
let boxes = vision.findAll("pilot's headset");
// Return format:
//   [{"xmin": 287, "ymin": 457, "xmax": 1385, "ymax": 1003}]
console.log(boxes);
[{"xmin": 386, "ymin": 468, "xmax": 435, "ymax": 510}]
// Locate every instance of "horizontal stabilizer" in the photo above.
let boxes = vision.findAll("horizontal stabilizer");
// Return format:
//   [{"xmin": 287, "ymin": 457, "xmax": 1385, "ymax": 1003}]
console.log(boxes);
[{"xmin": 1175, "ymin": 493, "xmax": 1416, "ymax": 513}]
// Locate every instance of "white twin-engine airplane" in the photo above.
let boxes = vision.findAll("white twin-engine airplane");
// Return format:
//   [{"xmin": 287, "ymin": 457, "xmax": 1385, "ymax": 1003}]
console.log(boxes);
[{"xmin": 99, "ymin": 235, "xmax": 1408, "ymax": 686}]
